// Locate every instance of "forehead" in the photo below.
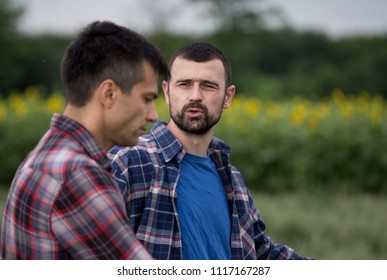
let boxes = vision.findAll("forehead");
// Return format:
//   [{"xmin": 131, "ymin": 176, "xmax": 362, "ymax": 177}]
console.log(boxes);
[{"xmin": 170, "ymin": 57, "xmax": 225, "ymax": 83}]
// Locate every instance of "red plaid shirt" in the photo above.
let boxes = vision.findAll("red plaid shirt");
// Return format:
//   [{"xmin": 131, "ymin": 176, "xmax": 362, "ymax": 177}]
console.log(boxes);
[{"xmin": 0, "ymin": 114, "xmax": 152, "ymax": 259}]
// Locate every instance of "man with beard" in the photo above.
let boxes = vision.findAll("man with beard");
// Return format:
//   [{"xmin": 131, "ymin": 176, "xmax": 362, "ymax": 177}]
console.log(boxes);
[{"xmin": 108, "ymin": 42, "xmax": 311, "ymax": 260}]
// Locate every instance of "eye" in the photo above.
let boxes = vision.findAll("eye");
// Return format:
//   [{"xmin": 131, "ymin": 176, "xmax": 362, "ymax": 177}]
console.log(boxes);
[
  {"xmin": 143, "ymin": 95, "xmax": 156, "ymax": 104},
  {"xmin": 176, "ymin": 80, "xmax": 192, "ymax": 87},
  {"xmin": 202, "ymin": 82, "xmax": 218, "ymax": 90}
]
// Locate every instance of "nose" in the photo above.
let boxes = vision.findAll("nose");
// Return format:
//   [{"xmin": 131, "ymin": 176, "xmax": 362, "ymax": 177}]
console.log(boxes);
[
  {"xmin": 146, "ymin": 101, "xmax": 158, "ymax": 122},
  {"xmin": 189, "ymin": 84, "xmax": 203, "ymax": 102}
]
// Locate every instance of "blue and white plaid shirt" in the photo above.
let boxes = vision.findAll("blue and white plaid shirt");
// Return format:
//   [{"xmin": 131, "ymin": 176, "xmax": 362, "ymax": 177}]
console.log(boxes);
[{"xmin": 109, "ymin": 121, "xmax": 307, "ymax": 260}]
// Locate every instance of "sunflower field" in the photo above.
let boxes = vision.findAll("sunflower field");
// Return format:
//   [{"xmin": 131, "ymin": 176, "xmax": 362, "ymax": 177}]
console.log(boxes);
[
  {"xmin": 1, "ymin": 87, "xmax": 387, "ymax": 194},
  {"xmin": 158, "ymin": 89, "xmax": 387, "ymax": 194}
]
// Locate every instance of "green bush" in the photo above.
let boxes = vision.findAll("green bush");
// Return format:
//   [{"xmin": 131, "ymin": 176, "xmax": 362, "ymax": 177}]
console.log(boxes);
[
  {"xmin": 0, "ymin": 87, "xmax": 62, "ymax": 185},
  {"xmin": 1, "ymin": 88, "xmax": 387, "ymax": 194},
  {"xmin": 215, "ymin": 91, "xmax": 387, "ymax": 194}
]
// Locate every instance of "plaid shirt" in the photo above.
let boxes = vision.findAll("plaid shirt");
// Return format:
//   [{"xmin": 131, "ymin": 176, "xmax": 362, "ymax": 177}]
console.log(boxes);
[
  {"xmin": 0, "ymin": 114, "xmax": 151, "ymax": 260},
  {"xmin": 109, "ymin": 121, "xmax": 307, "ymax": 260}
]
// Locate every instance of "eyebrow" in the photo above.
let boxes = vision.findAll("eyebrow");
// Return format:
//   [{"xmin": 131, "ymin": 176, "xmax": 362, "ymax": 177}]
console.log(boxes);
[{"xmin": 176, "ymin": 78, "xmax": 220, "ymax": 87}]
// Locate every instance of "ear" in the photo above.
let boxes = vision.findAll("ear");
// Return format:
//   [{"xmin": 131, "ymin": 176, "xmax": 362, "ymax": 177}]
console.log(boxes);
[
  {"xmin": 98, "ymin": 79, "xmax": 117, "ymax": 108},
  {"xmin": 223, "ymin": 85, "xmax": 236, "ymax": 109},
  {"xmin": 162, "ymin": 81, "xmax": 170, "ymax": 105}
]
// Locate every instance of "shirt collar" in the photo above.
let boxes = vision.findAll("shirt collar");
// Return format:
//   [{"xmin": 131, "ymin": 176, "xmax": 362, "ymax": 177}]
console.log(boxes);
[
  {"xmin": 150, "ymin": 120, "xmax": 231, "ymax": 162},
  {"xmin": 150, "ymin": 121, "xmax": 184, "ymax": 162}
]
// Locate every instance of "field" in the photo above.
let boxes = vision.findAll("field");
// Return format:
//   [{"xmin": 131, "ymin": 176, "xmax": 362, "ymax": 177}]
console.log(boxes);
[
  {"xmin": 1, "ymin": 88, "xmax": 387, "ymax": 193},
  {"xmin": 253, "ymin": 192, "xmax": 387, "ymax": 259},
  {"xmin": 1, "ymin": 187, "xmax": 386, "ymax": 259},
  {"xmin": 1, "ymin": 88, "xmax": 387, "ymax": 259}
]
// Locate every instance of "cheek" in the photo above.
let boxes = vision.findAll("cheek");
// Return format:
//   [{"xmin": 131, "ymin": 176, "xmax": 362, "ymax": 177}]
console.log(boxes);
[
  {"xmin": 122, "ymin": 97, "xmax": 145, "ymax": 120},
  {"xmin": 168, "ymin": 95, "xmax": 186, "ymax": 109},
  {"xmin": 123, "ymin": 108, "xmax": 142, "ymax": 127},
  {"xmin": 168, "ymin": 101, "xmax": 181, "ymax": 116},
  {"xmin": 209, "ymin": 98, "xmax": 224, "ymax": 110},
  {"xmin": 112, "ymin": 103, "xmax": 137, "ymax": 131}
]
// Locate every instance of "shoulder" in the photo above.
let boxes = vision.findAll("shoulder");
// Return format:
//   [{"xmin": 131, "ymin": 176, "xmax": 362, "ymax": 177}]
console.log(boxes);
[
  {"xmin": 109, "ymin": 134, "xmax": 156, "ymax": 155},
  {"xmin": 229, "ymin": 164, "xmax": 256, "ymax": 205},
  {"xmin": 30, "ymin": 130, "xmax": 99, "ymax": 172},
  {"xmin": 108, "ymin": 135, "xmax": 162, "ymax": 170},
  {"xmin": 230, "ymin": 165, "xmax": 249, "ymax": 192},
  {"xmin": 65, "ymin": 164, "xmax": 115, "ymax": 190}
]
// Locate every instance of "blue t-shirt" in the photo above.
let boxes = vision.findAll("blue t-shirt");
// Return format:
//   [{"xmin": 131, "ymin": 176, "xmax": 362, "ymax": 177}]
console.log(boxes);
[{"xmin": 177, "ymin": 152, "xmax": 231, "ymax": 260}]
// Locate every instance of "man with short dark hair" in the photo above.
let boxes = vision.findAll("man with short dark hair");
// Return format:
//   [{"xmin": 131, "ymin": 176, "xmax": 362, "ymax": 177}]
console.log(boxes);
[{"xmin": 1, "ymin": 21, "xmax": 168, "ymax": 259}]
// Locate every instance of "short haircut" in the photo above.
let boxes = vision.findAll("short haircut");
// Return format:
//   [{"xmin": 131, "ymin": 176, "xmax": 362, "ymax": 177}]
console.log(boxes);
[
  {"xmin": 61, "ymin": 21, "xmax": 168, "ymax": 106},
  {"xmin": 167, "ymin": 42, "xmax": 232, "ymax": 87}
]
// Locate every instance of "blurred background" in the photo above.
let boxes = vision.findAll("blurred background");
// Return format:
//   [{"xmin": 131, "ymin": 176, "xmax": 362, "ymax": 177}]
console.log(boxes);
[
  {"xmin": 1, "ymin": 0, "xmax": 387, "ymax": 259},
  {"xmin": 3, "ymin": 0, "xmax": 387, "ymax": 98}
]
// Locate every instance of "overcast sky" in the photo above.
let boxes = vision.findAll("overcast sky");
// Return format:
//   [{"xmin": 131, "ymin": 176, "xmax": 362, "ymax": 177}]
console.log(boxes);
[{"xmin": 12, "ymin": 0, "xmax": 387, "ymax": 37}]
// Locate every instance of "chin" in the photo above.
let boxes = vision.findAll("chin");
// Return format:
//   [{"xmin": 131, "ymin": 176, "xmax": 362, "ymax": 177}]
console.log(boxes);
[
  {"xmin": 126, "ymin": 140, "xmax": 138, "ymax": 147},
  {"xmin": 116, "ymin": 138, "xmax": 138, "ymax": 148}
]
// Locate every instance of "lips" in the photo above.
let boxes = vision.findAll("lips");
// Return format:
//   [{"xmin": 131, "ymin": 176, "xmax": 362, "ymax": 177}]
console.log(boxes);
[
  {"xmin": 185, "ymin": 108, "xmax": 203, "ymax": 117},
  {"xmin": 183, "ymin": 102, "xmax": 206, "ymax": 116},
  {"xmin": 187, "ymin": 108, "xmax": 203, "ymax": 113}
]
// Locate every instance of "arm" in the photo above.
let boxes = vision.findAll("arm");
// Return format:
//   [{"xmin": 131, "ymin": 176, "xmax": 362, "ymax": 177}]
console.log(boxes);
[
  {"xmin": 248, "ymin": 192, "xmax": 311, "ymax": 260},
  {"xmin": 51, "ymin": 165, "xmax": 152, "ymax": 259},
  {"xmin": 231, "ymin": 166, "xmax": 311, "ymax": 260},
  {"xmin": 109, "ymin": 146, "xmax": 155, "ymax": 223}
]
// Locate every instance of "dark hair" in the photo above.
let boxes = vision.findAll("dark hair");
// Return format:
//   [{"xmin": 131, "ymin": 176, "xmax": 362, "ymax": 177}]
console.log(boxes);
[
  {"xmin": 167, "ymin": 42, "xmax": 232, "ymax": 87},
  {"xmin": 61, "ymin": 21, "xmax": 168, "ymax": 106}
]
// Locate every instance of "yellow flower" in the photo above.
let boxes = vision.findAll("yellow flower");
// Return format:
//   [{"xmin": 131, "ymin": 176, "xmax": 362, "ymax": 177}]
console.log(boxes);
[
  {"xmin": 368, "ymin": 96, "xmax": 384, "ymax": 126},
  {"xmin": 290, "ymin": 99, "xmax": 309, "ymax": 126},
  {"xmin": 0, "ymin": 101, "xmax": 7, "ymax": 122},
  {"xmin": 8, "ymin": 93, "xmax": 27, "ymax": 118},
  {"xmin": 46, "ymin": 93, "xmax": 65, "ymax": 114},
  {"xmin": 332, "ymin": 88, "xmax": 345, "ymax": 104},
  {"xmin": 265, "ymin": 102, "xmax": 282, "ymax": 119},
  {"xmin": 245, "ymin": 99, "xmax": 260, "ymax": 117},
  {"xmin": 357, "ymin": 92, "xmax": 369, "ymax": 112},
  {"xmin": 339, "ymin": 101, "xmax": 354, "ymax": 118},
  {"xmin": 307, "ymin": 103, "xmax": 329, "ymax": 132}
]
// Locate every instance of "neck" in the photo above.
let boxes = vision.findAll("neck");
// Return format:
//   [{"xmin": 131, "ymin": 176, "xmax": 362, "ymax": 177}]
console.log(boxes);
[
  {"xmin": 63, "ymin": 104, "xmax": 106, "ymax": 151},
  {"xmin": 167, "ymin": 121, "xmax": 213, "ymax": 157},
  {"xmin": 63, "ymin": 105, "xmax": 87, "ymax": 127}
]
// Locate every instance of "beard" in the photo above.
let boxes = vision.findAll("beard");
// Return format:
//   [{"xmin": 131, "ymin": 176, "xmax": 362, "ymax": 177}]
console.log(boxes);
[{"xmin": 170, "ymin": 101, "xmax": 223, "ymax": 135}]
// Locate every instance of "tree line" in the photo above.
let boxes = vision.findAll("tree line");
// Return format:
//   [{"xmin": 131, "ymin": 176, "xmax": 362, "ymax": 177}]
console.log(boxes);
[{"xmin": 1, "ymin": 0, "xmax": 387, "ymax": 99}]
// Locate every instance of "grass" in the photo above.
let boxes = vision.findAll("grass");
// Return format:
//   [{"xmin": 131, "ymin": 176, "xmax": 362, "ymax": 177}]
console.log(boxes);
[
  {"xmin": 0, "ymin": 188, "xmax": 7, "ymax": 225},
  {"xmin": 0, "ymin": 187, "xmax": 386, "ymax": 259},
  {"xmin": 253, "ymin": 192, "xmax": 387, "ymax": 259}
]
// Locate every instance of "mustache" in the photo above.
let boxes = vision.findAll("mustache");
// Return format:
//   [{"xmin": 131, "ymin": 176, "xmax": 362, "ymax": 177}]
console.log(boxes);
[{"xmin": 182, "ymin": 101, "xmax": 207, "ymax": 112}]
